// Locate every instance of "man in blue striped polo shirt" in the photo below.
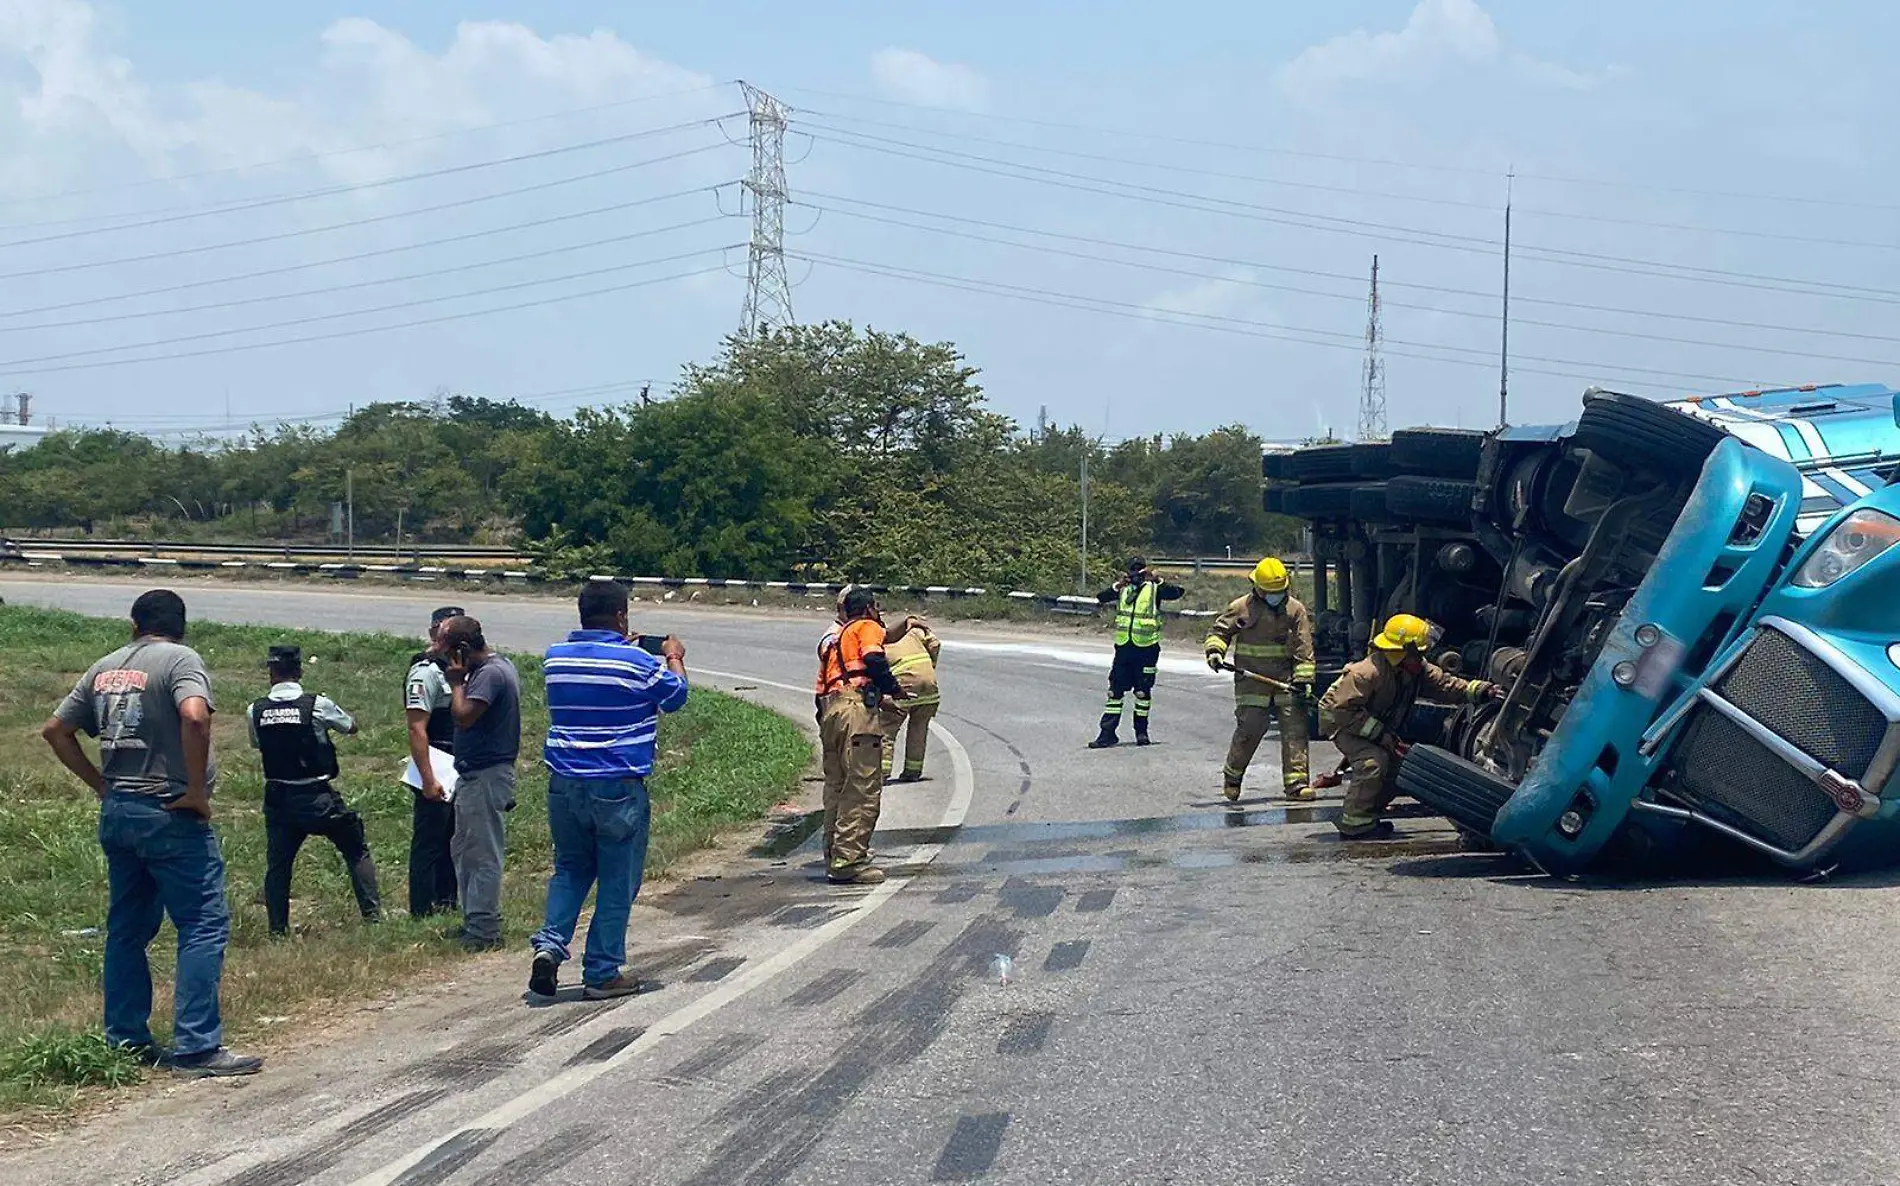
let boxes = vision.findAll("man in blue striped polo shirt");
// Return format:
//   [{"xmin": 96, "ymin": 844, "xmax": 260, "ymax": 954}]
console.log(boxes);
[{"xmin": 529, "ymin": 580, "xmax": 688, "ymax": 1000}]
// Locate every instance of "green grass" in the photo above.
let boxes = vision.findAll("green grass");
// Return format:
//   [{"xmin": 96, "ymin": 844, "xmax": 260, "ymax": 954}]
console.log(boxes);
[{"xmin": 0, "ymin": 603, "xmax": 809, "ymax": 1117}]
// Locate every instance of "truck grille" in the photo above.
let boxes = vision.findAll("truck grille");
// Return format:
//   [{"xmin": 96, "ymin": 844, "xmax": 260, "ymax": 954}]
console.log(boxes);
[
  {"xmin": 1713, "ymin": 627, "xmax": 1886, "ymax": 780},
  {"xmin": 1672, "ymin": 710, "xmax": 1838, "ymax": 852}
]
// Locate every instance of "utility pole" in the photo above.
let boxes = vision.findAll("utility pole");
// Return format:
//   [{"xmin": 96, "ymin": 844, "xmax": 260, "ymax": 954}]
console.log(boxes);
[
  {"xmin": 11, "ymin": 392, "xmax": 28, "ymax": 426},
  {"xmin": 1499, "ymin": 169, "xmax": 1514, "ymax": 428},
  {"xmin": 1357, "ymin": 255, "xmax": 1386, "ymax": 441},
  {"xmin": 1079, "ymin": 452, "xmax": 1091, "ymax": 594},
  {"xmin": 739, "ymin": 81, "xmax": 796, "ymax": 337}
]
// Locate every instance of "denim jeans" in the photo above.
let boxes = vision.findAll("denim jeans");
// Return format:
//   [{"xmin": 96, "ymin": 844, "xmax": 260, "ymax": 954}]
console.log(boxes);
[
  {"xmin": 98, "ymin": 792, "xmax": 230, "ymax": 1057},
  {"xmin": 531, "ymin": 775, "xmax": 651, "ymax": 986}
]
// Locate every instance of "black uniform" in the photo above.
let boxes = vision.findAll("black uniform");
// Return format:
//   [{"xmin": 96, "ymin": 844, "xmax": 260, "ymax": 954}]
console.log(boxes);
[
  {"xmin": 252, "ymin": 691, "xmax": 380, "ymax": 934},
  {"xmin": 404, "ymin": 651, "xmax": 459, "ymax": 917}
]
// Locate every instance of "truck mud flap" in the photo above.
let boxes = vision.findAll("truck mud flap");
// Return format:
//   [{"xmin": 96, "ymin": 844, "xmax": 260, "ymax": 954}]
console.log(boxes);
[{"xmin": 1396, "ymin": 745, "xmax": 1518, "ymax": 836}]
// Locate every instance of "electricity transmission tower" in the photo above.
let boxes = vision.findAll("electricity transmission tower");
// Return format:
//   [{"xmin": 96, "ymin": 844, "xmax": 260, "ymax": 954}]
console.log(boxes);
[
  {"xmin": 739, "ymin": 82, "xmax": 795, "ymax": 337},
  {"xmin": 1358, "ymin": 254, "xmax": 1386, "ymax": 441}
]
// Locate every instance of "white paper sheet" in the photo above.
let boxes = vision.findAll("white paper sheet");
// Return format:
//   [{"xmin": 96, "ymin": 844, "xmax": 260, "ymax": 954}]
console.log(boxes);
[{"xmin": 401, "ymin": 746, "xmax": 459, "ymax": 802}]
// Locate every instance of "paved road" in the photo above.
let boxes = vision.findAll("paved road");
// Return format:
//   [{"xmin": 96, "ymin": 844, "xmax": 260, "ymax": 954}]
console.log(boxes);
[{"xmin": 5, "ymin": 577, "xmax": 1900, "ymax": 1186}]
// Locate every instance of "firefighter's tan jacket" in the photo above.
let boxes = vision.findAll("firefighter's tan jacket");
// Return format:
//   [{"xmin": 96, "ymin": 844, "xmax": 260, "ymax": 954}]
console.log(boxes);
[
  {"xmin": 884, "ymin": 627, "xmax": 941, "ymax": 708},
  {"xmin": 1318, "ymin": 650, "xmax": 1490, "ymax": 745},
  {"xmin": 1204, "ymin": 594, "xmax": 1315, "ymax": 708}
]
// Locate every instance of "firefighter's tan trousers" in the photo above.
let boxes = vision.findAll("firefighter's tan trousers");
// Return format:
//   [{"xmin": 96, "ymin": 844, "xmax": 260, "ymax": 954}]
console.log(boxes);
[
  {"xmin": 1222, "ymin": 697, "xmax": 1310, "ymax": 790},
  {"xmin": 1337, "ymin": 735, "xmax": 1397, "ymax": 832},
  {"xmin": 821, "ymin": 693, "xmax": 884, "ymax": 874},
  {"xmin": 880, "ymin": 700, "xmax": 938, "ymax": 778}
]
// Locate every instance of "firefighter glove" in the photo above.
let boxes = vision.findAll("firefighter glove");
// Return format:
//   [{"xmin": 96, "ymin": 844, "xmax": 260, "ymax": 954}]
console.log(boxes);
[{"xmin": 1205, "ymin": 650, "xmax": 1224, "ymax": 672}]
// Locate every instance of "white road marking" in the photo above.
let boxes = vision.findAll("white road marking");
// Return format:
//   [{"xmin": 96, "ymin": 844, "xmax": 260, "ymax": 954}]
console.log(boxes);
[
  {"xmin": 338, "ymin": 668, "xmax": 977, "ymax": 1186},
  {"xmin": 941, "ymin": 638, "xmax": 1226, "ymax": 680}
]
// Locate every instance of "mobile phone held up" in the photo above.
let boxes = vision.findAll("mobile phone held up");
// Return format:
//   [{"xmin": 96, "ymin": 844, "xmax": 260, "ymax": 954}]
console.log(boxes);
[{"xmin": 632, "ymin": 634, "xmax": 667, "ymax": 656}]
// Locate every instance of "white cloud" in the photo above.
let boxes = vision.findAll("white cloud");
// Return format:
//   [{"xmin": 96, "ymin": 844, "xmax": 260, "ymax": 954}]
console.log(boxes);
[
  {"xmin": 1141, "ymin": 271, "xmax": 1276, "ymax": 323},
  {"xmin": 1277, "ymin": 0, "xmax": 1606, "ymax": 105},
  {"xmin": 869, "ymin": 47, "xmax": 989, "ymax": 112},
  {"xmin": 0, "ymin": 1, "xmax": 715, "ymax": 194}
]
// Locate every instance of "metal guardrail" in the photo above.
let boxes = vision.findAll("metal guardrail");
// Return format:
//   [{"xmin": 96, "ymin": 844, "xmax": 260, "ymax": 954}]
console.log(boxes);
[{"xmin": 3, "ymin": 537, "xmax": 525, "ymax": 560}]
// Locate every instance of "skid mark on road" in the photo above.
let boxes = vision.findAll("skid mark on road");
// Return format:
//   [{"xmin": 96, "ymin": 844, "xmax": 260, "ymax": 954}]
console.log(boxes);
[
  {"xmin": 932, "ymin": 1113, "xmax": 1012, "ymax": 1181},
  {"xmin": 1044, "ymin": 939, "xmax": 1091, "ymax": 972}
]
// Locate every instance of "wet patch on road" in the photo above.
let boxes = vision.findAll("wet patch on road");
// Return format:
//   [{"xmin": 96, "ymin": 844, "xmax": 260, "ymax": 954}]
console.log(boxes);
[
  {"xmin": 1044, "ymin": 940, "xmax": 1091, "ymax": 972},
  {"xmin": 932, "ymin": 1113, "xmax": 1011, "ymax": 1181},
  {"xmin": 997, "ymin": 877, "xmax": 1067, "ymax": 919},
  {"xmin": 996, "ymin": 1013, "xmax": 1056, "ymax": 1055},
  {"xmin": 1076, "ymin": 888, "xmax": 1117, "ymax": 913}
]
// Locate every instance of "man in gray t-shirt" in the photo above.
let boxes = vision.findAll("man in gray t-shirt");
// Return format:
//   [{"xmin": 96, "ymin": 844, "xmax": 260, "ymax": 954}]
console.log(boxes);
[
  {"xmin": 438, "ymin": 616, "xmax": 521, "ymax": 951},
  {"xmin": 40, "ymin": 589, "xmax": 260, "ymax": 1079}
]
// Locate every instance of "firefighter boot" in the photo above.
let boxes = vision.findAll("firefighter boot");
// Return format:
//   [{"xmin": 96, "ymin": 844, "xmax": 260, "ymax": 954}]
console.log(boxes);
[
  {"xmin": 1222, "ymin": 780, "xmax": 1243, "ymax": 803},
  {"xmin": 1088, "ymin": 713, "xmax": 1120, "ymax": 749}
]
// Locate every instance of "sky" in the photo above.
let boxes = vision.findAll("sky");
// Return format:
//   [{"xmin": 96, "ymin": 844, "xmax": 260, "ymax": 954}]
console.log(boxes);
[{"xmin": 3, "ymin": 0, "xmax": 1899, "ymax": 441}]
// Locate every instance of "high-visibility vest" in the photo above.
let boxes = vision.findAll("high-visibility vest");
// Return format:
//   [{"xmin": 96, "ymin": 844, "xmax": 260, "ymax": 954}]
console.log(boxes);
[{"xmin": 1115, "ymin": 582, "xmax": 1162, "ymax": 647}]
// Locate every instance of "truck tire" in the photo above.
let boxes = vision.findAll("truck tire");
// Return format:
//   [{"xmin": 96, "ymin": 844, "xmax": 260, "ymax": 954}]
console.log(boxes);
[
  {"xmin": 1391, "ymin": 427, "xmax": 1487, "ymax": 478},
  {"xmin": 1282, "ymin": 482, "xmax": 1362, "ymax": 519},
  {"xmin": 1262, "ymin": 487, "xmax": 1287, "ymax": 515},
  {"xmin": 1350, "ymin": 482, "xmax": 1393, "ymax": 522},
  {"xmin": 1284, "ymin": 444, "xmax": 1356, "ymax": 483},
  {"xmin": 1350, "ymin": 442, "xmax": 1397, "ymax": 479},
  {"xmin": 1396, "ymin": 744, "xmax": 1518, "ymax": 835},
  {"xmin": 1385, "ymin": 475, "xmax": 1477, "ymax": 524},
  {"xmin": 1573, "ymin": 391, "xmax": 1725, "ymax": 477},
  {"xmin": 1262, "ymin": 453, "xmax": 1288, "ymax": 481}
]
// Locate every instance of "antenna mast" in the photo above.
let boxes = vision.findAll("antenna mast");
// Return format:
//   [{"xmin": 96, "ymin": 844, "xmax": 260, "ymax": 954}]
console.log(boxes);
[{"xmin": 1357, "ymin": 255, "xmax": 1386, "ymax": 441}]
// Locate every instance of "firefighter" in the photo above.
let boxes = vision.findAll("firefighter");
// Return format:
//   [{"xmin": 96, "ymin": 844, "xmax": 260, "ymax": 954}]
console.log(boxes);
[
  {"xmin": 1203, "ymin": 557, "xmax": 1316, "ymax": 802},
  {"xmin": 881, "ymin": 618, "xmax": 942, "ymax": 783},
  {"xmin": 1090, "ymin": 557, "xmax": 1186, "ymax": 748},
  {"xmin": 815, "ymin": 587, "xmax": 906, "ymax": 885},
  {"xmin": 1318, "ymin": 613, "xmax": 1504, "ymax": 839}
]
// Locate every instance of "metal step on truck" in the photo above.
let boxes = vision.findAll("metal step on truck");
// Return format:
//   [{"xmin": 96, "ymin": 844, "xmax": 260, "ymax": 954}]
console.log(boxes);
[{"xmin": 1266, "ymin": 384, "xmax": 1900, "ymax": 875}]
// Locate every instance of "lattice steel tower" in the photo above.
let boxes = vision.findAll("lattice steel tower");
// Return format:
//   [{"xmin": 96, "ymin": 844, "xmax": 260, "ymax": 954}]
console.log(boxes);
[
  {"xmin": 739, "ymin": 82, "xmax": 795, "ymax": 336},
  {"xmin": 1358, "ymin": 254, "xmax": 1387, "ymax": 441}
]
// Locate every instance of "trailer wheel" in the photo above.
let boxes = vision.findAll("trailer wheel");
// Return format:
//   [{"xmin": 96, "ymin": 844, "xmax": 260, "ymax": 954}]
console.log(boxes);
[
  {"xmin": 1284, "ymin": 444, "xmax": 1357, "ymax": 483},
  {"xmin": 1282, "ymin": 482, "xmax": 1363, "ymax": 519},
  {"xmin": 1391, "ymin": 427, "xmax": 1487, "ymax": 478},
  {"xmin": 1385, "ymin": 475, "xmax": 1478, "ymax": 524},
  {"xmin": 1395, "ymin": 745, "xmax": 1518, "ymax": 836},
  {"xmin": 1573, "ymin": 391, "xmax": 1726, "ymax": 477}
]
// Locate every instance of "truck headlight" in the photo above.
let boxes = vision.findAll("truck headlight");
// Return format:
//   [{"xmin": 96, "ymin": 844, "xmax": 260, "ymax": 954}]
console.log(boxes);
[{"xmin": 1792, "ymin": 509, "xmax": 1900, "ymax": 589}]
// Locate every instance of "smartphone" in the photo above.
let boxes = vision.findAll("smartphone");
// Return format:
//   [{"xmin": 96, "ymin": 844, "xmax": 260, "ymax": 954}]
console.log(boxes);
[{"xmin": 633, "ymin": 634, "xmax": 667, "ymax": 656}]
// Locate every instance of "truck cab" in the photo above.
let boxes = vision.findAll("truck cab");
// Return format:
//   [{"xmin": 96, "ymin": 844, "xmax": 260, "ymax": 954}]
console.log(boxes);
[{"xmin": 1268, "ymin": 384, "xmax": 1900, "ymax": 874}]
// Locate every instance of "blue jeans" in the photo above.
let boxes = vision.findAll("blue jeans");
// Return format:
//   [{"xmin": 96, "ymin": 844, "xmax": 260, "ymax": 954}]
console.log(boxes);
[
  {"xmin": 531, "ymin": 775, "xmax": 651, "ymax": 986},
  {"xmin": 98, "ymin": 792, "xmax": 230, "ymax": 1057}
]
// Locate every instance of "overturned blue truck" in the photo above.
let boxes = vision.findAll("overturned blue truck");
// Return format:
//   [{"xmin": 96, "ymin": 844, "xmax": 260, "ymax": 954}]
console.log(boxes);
[{"xmin": 1267, "ymin": 384, "xmax": 1900, "ymax": 874}]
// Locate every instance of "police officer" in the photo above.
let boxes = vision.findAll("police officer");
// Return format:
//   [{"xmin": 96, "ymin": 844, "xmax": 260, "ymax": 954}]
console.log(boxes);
[
  {"xmin": 880, "ymin": 617, "xmax": 942, "ymax": 783},
  {"xmin": 250, "ymin": 645, "xmax": 380, "ymax": 934},
  {"xmin": 1090, "ymin": 557, "xmax": 1185, "ymax": 748},
  {"xmin": 815, "ymin": 587, "xmax": 906, "ymax": 885},
  {"xmin": 404, "ymin": 607, "xmax": 461, "ymax": 918},
  {"xmin": 1318, "ymin": 614, "xmax": 1503, "ymax": 839},
  {"xmin": 1204, "ymin": 557, "xmax": 1316, "ymax": 802}
]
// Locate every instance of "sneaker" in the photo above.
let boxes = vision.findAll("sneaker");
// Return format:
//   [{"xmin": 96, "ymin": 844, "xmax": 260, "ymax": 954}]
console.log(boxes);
[
  {"xmin": 1283, "ymin": 784, "xmax": 1317, "ymax": 802},
  {"xmin": 1222, "ymin": 782, "xmax": 1243, "ymax": 803},
  {"xmin": 1335, "ymin": 819, "xmax": 1397, "ymax": 841},
  {"xmin": 171, "ymin": 1048, "xmax": 263, "ymax": 1079},
  {"xmin": 529, "ymin": 950, "xmax": 560, "ymax": 999},
  {"xmin": 1087, "ymin": 733, "xmax": 1119, "ymax": 750},
  {"xmin": 460, "ymin": 933, "xmax": 505, "ymax": 953},
  {"xmin": 827, "ymin": 865, "xmax": 888, "ymax": 886},
  {"xmin": 583, "ymin": 975, "xmax": 663, "ymax": 1001}
]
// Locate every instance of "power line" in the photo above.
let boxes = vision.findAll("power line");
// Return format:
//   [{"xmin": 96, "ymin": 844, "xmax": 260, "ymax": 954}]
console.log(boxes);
[
  {"xmin": 0, "ymin": 81, "xmax": 733, "ymax": 215},
  {"xmin": 0, "ymin": 243, "xmax": 741, "ymax": 372},
  {"xmin": 0, "ymin": 140, "xmax": 735, "ymax": 283},
  {"xmin": 0, "ymin": 215, "xmax": 730, "ymax": 334},
  {"xmin": 795, "ymin": 197, "xmax": 1900, "ymax": 367},
  {"xmin": 0, "ymin": 114, "xmax": 740, "ymax": 249},
  {"xmin": 0, "ymin": 184, "xmax": 730, "ymax": 320},
  {"xmin": 0, "ymin": 258, "xmax": 735, "ymax": 378}
]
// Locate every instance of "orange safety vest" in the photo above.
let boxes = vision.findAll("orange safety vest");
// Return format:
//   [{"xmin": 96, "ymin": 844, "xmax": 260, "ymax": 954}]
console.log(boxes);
[{"xmin": 816, "ymin": 618, "xmax": 886, "ymax": 696}]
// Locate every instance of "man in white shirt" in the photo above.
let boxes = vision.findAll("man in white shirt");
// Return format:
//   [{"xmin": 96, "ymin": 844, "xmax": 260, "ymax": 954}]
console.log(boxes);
[{"xmin": 249, "ymin": 644, "xmax": 380, "ymax": 936}]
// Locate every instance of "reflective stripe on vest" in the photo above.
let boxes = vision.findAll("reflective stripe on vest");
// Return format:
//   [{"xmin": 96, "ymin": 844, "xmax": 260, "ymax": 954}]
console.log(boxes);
[
  {"xmin": 1233, "ymin": 642, "xmax": 1291, "ymax": 659},
  {"xmin": 1115, "ymin": 582, "xmax": 1162, "ymax": 646},
  {"xmin": 890, "ymin": 652, "xmax": 934, "ymax": 676}
]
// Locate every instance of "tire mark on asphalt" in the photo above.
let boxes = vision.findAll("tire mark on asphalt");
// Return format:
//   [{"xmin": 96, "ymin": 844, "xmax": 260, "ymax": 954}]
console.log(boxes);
[
  {"xmin": 932, "ymin": 1113, "xmax": 1012, "ymax": 1180},
  {"xmin": 933, "ymin": 881, "xmax": 982, "ymax": 904},
  {"xmin": 564, "ymin": 1026, "xmax": 647, "ymax": 1066},
  {"xmin": 942, "ymin": 710, "xmax": 1034, "ymax": 818},
  {"xmin": 661, "ymin": 1032, "xmax": 763, "ymax": 1086},
  {"xmin": 871, "ymin": 920, "xmax": 937, "ymax": 949},
  {"xmin": 467, "ymin": 1123, "xmax": 605, "ymax": 1186},
  {"xmin": 783, "ymin": 967, "xmax": 865, "ymax": 1007},
  {"xmin": 996, "ymin": 1012, "xmax": 1056, "ymax": 1055},
  {"xmin": 388, "ymin": 1129, "xmax": 504, "ymax": 1186},
  {"xmin": 532, "ymin": 1003, "xmax": 616, "ymax": 1036},
  {"xmin": 409, "ymin": 1037, "xmax": 534, "ymax": 1091},
  {"xmin": 689, "ymin": 956, "xmax": 748, "ymax": 982},
  {"xmin": 1076, "ymin": 888, "xmax": 1117, "ymax": 913},
  {"xmin": 998, "ymin": 877, "xmax": 1066, "ymax": 919},
  {"xmin": 1044, "ymin": 939, "xmax": 1091, "ymax": 972},
  {"xmin": 220, "ymin": 1090, "xmax": 451, "ymax": 1186}
]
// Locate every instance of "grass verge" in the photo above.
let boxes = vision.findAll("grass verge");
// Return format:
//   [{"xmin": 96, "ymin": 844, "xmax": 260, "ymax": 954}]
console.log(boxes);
[{"xmin": 0, "ymin": 603, "xmax": 808, "ymax": 1118}]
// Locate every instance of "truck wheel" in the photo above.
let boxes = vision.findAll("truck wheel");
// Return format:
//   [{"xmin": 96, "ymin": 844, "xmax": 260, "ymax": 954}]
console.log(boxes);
[
  {"xmin": 1282, "ymin": 482, "xmax": 1362, "ymax": 519},
  {"xmin": 1285, "ymin": 444, "xmax": 1357, "ymax": 482},
  {"xmin": 1385, "ymin": 475, "xmax": 1477, "ymax": 524},
  {"xmin": 1395, "ymin": 745, "xmax": 1518, "ymax": 836},
  {"xmin": 1390, "ymin": 427, "xmax": 1487, "ymax": 478},
  {"xmin": 1573, "ymin": 391, "xmax": 1726, "ymax": 476},
  {"xmin": 1349, "ymin": 482, "xmax": 1393, "ymax": 522},
  {"xmin": 1350, "ymin": 442, "xmax": 1397, "ymax": 479}
]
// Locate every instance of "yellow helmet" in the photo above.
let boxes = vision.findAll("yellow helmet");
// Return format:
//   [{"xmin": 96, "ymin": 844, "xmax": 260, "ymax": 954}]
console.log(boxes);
[
  {"xmin": 1251, "ymin": 557, "xmax": 1290, "ymax": 595},
  {"xmin": 1372, "ymin": 613, "xmax": 1432, "ymax": 653}
]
